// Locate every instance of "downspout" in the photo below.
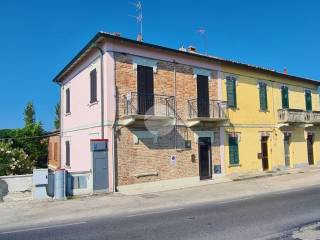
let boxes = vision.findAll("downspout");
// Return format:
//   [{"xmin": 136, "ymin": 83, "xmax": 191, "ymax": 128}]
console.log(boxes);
[
  {"xmin": 173, "ymin": 60, "xmax": 177, "ymax": 149},
  {"xmin": 112, "ymin": 52, "xmax": 116, "ymax": 192},
  {"xmin": 92, "ymin": 44, "xmax": 105, "ymax": 139}
]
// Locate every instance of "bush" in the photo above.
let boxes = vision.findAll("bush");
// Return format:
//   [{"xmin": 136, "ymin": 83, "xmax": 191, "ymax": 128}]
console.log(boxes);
[{"xmin": 0, "ymin": 141, "xmax": 34, "ymax": 176}]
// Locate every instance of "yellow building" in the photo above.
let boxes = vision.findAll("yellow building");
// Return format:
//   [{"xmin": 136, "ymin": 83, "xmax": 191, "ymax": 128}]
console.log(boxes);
[{"xmin": 220, "ymin": 64, "xmax": 320, "ymax": 175}]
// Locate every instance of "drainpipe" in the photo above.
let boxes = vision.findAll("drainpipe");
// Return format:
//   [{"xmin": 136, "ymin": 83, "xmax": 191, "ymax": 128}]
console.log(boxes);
[
  {"xmin": 173, "ymin": 60, "xmax": 177, "ymax": 149},
  {"xmin": 92, "ymin": 44, "xmax": 105, "ymax": 139}
]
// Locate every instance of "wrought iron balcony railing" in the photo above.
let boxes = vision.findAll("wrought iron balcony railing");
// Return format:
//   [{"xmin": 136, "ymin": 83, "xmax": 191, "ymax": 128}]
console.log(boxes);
[
  {"xmin": 124, "ymin": 92, "xmax": 175, "ymax": 117},
  {"xmin": 187, "ymin": 99, "xmax": 228, "ymax": 120},
  {"xmin": 278, "ymin": 109, "xmax": 307, "ymax": 123}
]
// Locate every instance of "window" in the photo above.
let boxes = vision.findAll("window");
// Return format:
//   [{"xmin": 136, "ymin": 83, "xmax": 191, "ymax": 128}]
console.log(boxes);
[
  {"xmin": 48, "ymin": 143, "xmax": 52, "ymax": 161},
  {"xmin": 281, "ymin": 86, "xmax": 289, "ymax": 109},
  {"xmin": 53, "ymin": 142, "xmax": 58, "ymax": 162},
  {"xmin": 305, "ymin": 90, "xmax": 312, "ymax": 111},
  {"xmin": 90, "ymin": 69, "xmax": 97, "ymax": 103},
  {"xmin": 226, "ymin": 76, "xmax": 237, "ymax": 108},
  {"xmin": 259, "ymin": 82, "xmax": 268, "ymax": 111},
  {"xmin": 228, "ymin": 135, "xmax": 239, "ymax": 165},
  {"xmin": 66, "ymin": 88, "xmax": 71, "ymax": 113},
  {"xmin": 65, "ymin": 141, "xmax": 70, "ymax": 167}
]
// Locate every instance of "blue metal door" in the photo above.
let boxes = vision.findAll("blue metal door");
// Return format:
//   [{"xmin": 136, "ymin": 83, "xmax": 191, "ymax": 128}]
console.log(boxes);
[
  {"xmin": 93, "ymin": 150, "xmax": 108, "ymax": 191},
  {"xmin": 91, "ymin": 140, "xmax": 109, "ymax": 192}
]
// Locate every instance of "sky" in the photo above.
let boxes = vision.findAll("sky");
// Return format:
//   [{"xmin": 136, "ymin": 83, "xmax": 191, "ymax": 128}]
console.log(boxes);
[{"xmin": 1, "ymin": 0, "xmax": 320, "ymax": 130}]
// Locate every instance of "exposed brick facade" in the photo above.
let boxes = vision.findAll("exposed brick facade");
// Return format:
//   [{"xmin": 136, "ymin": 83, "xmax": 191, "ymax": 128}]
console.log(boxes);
[{"xmin": 114, "ymin": 53, "xmax": 221, "ymax": 186}]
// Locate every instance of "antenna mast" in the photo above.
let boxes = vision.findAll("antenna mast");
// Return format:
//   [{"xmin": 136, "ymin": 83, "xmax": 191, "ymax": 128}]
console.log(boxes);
[
  {"xmin": 197, "ymin": 27, "xmax": 207, "ymax": 55},
  {"xmin": 129, "ymin": 1, "xmax": 143, "ymax": 41}
]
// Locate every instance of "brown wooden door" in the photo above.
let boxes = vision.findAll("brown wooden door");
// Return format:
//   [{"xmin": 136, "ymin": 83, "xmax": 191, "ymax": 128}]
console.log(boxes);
[
  {"xmin": 197, "ymin": 75, "xmax": 209, "ymax": 117},
  {"xmin": 307, "ymin": 134, "xmax": 314, "ymax": 165},
  {"xmin": 198, "ymin": 137, "xmax": 212, "ymax": 180},
  {"xmin": 137, "ymin": 65, "xmax": 154, "ymax": 115},
  {"xmin": 261, "ymin": 137, "xmax": 269, "ymax": 171}
]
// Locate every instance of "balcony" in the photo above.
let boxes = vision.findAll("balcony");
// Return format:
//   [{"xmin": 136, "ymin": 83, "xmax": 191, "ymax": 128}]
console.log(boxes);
[
  {"xmin": 277, "ymin": 109, "xmax": 307, "ymax": 125},
  {"xmin": 121, "ymin": 92, "xmax": 175, "ymax": 126},
  {"xmin": 187, "ymin": 99, "xmax": 228, "ymax": 127},
  {"xmin": 306, "ymin": 111, "xmax": 320, "ymax": 125}
]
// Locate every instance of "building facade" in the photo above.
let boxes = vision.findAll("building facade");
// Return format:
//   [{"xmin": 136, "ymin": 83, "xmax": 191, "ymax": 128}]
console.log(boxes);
[{"xmin": 53, "ymin": 32, "xmax": 320, "ymax": 194}]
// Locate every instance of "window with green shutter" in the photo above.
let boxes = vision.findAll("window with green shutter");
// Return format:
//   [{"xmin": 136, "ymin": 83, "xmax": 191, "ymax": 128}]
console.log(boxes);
[
  {"xmin": 226, "ymin": 76, "xmax": 237, "ymax": 108},
  {"xmin": 228, "ymin": 135, "xmax": 239, "ymax": 165},
  {"xmin": 259, "ymin": 82, "xmax": 268, "ymax": 111},
  {"xmin": 305, "ymin": 90, "xmax": 312, "ymax": 111},
  {"xmin": 281, "ymin": 86, "xmax": 289, "ymax": 109}
]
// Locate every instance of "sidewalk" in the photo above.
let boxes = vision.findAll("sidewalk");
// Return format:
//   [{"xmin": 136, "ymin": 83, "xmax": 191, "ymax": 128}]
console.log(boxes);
[{"xmin": 1, "ymin": 168, "xmax": 320, "ymax": 231}]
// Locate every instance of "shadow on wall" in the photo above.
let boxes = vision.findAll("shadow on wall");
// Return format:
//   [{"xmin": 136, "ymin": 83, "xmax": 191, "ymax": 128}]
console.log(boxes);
[{"xmin": 0, "ymin": 179, "xmax": 8, "ymax": 202}]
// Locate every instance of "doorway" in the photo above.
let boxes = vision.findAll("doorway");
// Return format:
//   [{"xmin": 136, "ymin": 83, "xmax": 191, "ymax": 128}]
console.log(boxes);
[
  {"xmin": 198, "ymin": 137, "xmax": 212, "ymax": 180},
  {"xmin": 307, "ymin": 134, "xmax": 314, "ymax": 165},
  {"xmin": 261, "ymin": 136, "xmax": 269, "ymax": 171},
  {"xmin": 197, "ymin": 75, "xmax": 209, "ymax": 117},
  {"xmin": 284, "ymin": 135, "xmax": 290, "ymax": 167},
  {"xmin": 91, "ymin": 140, "xmax": 109, "ymax": 192},
  {"xmin": 137, "ymin": 65, "xmax": 154, "ymax": 115}
]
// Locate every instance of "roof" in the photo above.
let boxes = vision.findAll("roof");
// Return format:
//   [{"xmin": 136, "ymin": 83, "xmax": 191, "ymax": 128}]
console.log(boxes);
[{"xmin": 52, "ymin": 31, "xmax": 320, "ymax": 85}]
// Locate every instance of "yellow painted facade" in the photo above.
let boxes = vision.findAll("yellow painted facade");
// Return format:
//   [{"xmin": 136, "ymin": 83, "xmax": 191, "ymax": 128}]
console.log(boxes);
[{"xmin": 220, "ymin": 65, "xmax": 320, "ymax": 174}]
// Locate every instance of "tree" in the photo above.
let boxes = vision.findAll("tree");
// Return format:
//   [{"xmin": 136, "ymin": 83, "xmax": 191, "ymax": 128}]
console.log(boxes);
[
  {"xmin": 24, "ymin": 102, "xmax": 35, "ymax": 126},
  {"xmin": 54, "ymin": 102, "xmax": 60, "ymax": 130}
]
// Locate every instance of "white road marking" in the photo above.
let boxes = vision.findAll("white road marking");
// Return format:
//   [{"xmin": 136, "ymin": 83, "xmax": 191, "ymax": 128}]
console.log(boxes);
[
  {"xmin": 127, "ymin": 207, "xmax": 184, "ymax": 218},
  {"xmin": 0, "ymin": 221, "xmax": 87, "ymax": 235}
]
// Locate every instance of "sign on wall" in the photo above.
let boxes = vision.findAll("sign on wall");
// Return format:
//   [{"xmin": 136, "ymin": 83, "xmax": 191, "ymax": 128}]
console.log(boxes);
[{"xmin": 170, "ymin": 155, "xmax": 176, "ymax": 166}]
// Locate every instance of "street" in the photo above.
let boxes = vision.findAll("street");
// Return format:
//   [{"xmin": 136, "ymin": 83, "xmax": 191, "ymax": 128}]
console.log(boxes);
[{"xmin": 1, "ymin": 185, "xmax": 320, "ymax": 240}]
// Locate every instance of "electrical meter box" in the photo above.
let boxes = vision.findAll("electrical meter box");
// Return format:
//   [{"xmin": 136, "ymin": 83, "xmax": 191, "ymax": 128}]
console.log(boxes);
[{"xmin": 33, "ymin": 169, "xmax": 48, "ymax": 185}]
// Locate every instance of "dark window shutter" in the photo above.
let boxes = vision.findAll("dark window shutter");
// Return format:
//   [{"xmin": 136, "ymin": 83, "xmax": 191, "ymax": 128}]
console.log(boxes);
[
  {"xmin": 227, "ymin": 77, "xmax": 237, "ymax": 108},
  {"xmin": 66, "ymin": 141, "xmax": 70, "ymax": 166},
  {"xmin": 281, "ymin": 86, "xmax": 289, "ymax": 109},
  {"xmin": 305, "ymin": 90, "xmax": 312, "ymax": 111},
  {"xmin": 90, "ymin": 69, "xmax": 97, "ymax": 103},
  {"xmin": 228, "ymin": 136, "xmax": 239, "ymax": 165},
  {"xmin": 259, "ymin": 82, "xmax": 268, "ymax": 110},
  {"xmin": 66, "ymin": 88, "xmax": 70, "ymax": 113}
]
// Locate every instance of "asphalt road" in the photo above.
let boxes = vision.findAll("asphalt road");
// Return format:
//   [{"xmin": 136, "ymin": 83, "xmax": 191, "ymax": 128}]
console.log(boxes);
[{"xmin": 1, "ymin": 186, "xmax": 320, "ymax": 240}]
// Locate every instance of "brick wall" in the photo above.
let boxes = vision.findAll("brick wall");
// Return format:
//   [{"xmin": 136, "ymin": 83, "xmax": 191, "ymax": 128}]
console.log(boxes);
[{"xmin": 114, "ymin": 53, "xmax": 221, "ymax": 186}]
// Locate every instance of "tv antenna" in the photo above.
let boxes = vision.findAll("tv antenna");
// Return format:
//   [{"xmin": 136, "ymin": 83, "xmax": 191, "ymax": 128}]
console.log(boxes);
[
  {"xmin": 197, "ymin": 27, "xmax": 207, "ymax": 55},
  {"xmin": 129, "ymin": 1, "xmax": 143, "ymax": 41}
]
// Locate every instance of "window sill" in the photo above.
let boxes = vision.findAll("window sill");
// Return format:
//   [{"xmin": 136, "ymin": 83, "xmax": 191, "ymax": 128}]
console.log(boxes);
[
  {"xmin": 88, "ymin": 101, "xmax": 99, "ymax": 107},
  {"xmin": 65, "ymin": 112, "xmax": 71, "ymax": 116},
  {"xmin": 229, "ymin": 164, "xmax": 242, "ymax": 168},
  {"xmin": 259, "ymin": 109, "xmax": 269, "ymax": 113}
]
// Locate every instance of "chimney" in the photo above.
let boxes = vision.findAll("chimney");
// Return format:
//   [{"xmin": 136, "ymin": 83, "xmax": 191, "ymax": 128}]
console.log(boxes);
[
  {"xmin": 179, "ymin": 46, "xmax": 187, "ymax": 52},
  {"xmin": 283, "ymin": 67, "xmax": 287, "ymax": 74},
  {"xmin": 137, "ymin": 34, "xmax": 143, "ymax": 42},
  {"xmin": 187, "ymin": 45, "xmax": 197, "ymax": 53}
]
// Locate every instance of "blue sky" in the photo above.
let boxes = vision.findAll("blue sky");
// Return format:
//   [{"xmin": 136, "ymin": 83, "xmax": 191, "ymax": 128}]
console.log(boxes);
[{"xmin": 1, "ymin": 0, "xmax": 320, "ymax": 130}]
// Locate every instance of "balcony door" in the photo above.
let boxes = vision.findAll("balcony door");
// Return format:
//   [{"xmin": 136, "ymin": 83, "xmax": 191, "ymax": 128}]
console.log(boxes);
[
  {"xmin": 137, "ymin": 65, "xmax": 154, "ymax": 115},
  {"xmin": 197, "ymin": 75, "xmax": 209, "ymax": 117}
]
